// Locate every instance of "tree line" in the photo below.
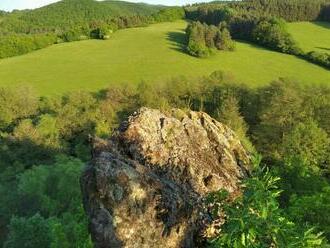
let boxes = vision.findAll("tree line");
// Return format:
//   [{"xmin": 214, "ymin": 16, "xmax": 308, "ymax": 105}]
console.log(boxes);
[
  {"xmin": 185, "ymin": 0, "xmax": 330, "ymax": 23},
  {"xmin": 0, "ymin": 33, "xmax": 57, "ymax": 59},
  {"xmin": 0, "ymin": 71, "xmax": 330, "ymax": 246},
  {"xmin": 184, "ymin": 1, "xmax": 330, "ymax": 69}
]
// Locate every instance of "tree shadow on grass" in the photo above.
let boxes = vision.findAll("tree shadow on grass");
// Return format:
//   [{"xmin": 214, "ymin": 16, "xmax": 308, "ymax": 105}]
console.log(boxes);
[
  {"xmin": 166, "ymin": 30, "xmax": 187, "ymax": 54},
  {"xmin": 315, "ymin": 47, "xmax": 330, "ymax": 52},
  {"xmin": 236, "ymin": 40, "xmax": 330, "ymax": 70},
  {"xmin": 237, "ymin": 40, "xmax": 268, "ymax": 51},
  {"xmin": 314, "ymin": 21, "xmax": 330, "ymax": 30}
]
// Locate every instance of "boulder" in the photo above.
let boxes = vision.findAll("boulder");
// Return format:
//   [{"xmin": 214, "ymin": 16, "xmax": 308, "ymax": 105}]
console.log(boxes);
[{"xmin": 81, "ymin": 107, "xmax": 250, "ymax": 248}]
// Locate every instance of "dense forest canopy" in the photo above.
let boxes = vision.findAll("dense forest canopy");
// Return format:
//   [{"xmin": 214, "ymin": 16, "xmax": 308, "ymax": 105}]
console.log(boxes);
[
  {"xmin": 1, "ymin": 73, "xmax": 330, "ymax": 246},
  {"xmin": 4, "ymin": 48, "xmax": 330, "ymax": 248},
  {"xmin": 185, "ymin": 0, "xmax": 330, "ymax": 22},
  {"xmin": 0, "ymin": 0, "xmax": 164, "ymax": 34}
]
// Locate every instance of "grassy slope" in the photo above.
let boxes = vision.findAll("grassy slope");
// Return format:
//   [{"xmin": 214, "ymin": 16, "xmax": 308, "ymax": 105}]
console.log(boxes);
[
  {"xmin": 288, "ymin": 22, "xmax": 330, "ymax": 52},
  {"xmin": 0, "ymin": 20, "xmax": 329, "ymax": 95}
]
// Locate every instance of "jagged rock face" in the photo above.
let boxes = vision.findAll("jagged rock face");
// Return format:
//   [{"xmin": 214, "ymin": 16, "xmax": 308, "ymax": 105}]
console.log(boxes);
[{"xmin": 81, "ymin": 108, "xmax": 250, "ymax": 248}]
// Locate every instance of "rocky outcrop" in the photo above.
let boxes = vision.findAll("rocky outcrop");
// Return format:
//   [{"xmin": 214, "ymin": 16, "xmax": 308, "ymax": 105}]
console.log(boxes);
[{"xmin": 81, "ymin": 107, "xmax": 251, "ymax": 248}]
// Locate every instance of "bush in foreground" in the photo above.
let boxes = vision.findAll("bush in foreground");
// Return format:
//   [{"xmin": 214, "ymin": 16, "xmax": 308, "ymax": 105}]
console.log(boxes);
[{"xmin": 207, "ymin": 158, "xmax": 326, "ymax": 248}]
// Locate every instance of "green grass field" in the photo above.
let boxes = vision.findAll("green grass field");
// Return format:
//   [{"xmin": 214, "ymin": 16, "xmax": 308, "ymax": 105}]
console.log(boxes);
[
  {"xmin": 0, "ymin": 20, "xmax": 329, "ymax": 95},
  {"xmin": 288, "ymin": 22, "xmax": 330, "ymax": 52}
]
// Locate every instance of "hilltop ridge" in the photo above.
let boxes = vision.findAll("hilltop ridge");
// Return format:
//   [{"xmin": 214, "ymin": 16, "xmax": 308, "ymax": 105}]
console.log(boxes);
[{"xmin": 0, "ymin": 0, "xmax": 165, "ymax": 34}]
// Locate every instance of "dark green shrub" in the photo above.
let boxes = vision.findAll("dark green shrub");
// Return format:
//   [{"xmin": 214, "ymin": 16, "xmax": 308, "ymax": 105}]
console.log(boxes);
[
  {"xmin": 186, "ymin": 21, "xmax": 235, "ymax": 58},
  {"xmin": 4, "ymin": 214, "xmax": 52, "ymax": 248},
  {"xmin": 215, "ymin": 26, "xmax": 235, "ymax": 51},
  {"xmin": 90, "ymin": 23, "xmax": 116, "ymax": 40},
  {"xmin": 207, "ymin": 161, "xmax": 326, "ymax": 247},
  {"xmin": 303, "ymin": 51, "xmax": 330, "ymax": 69},
  {"xmin": 252, "ymin": 18, "xmax": 301, "ymax": 54},
  {"xmin": 0, "ymin": 33, "xmax": 57, "ymax": 59}
]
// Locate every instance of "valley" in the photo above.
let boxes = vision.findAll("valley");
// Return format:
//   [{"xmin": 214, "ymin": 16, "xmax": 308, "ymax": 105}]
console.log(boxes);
[{"xmin": 0, "ymin": 20, "xmax": 329, "ymax": 95}]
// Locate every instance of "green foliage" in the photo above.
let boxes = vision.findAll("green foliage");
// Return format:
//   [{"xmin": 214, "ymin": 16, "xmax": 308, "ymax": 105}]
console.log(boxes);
[
  {"xmin": 185, "ymin": 0, "xmax": 330, "ymax": 23},
  {"xmin": 282, "ymin": 120, "xmax": 330, "ymax": 172},
  {"xmin": 0, "ymin": 0, "xmax": 163, "ymax": 35},
  {"xmin": 252, "ymin": 18, "xmax": 301, "ymax": 54},
  {"xmin": 0, "ymin": 86, "xmax": 38, "ymax": 130},
  {"xmin": 253, "ymin": 80, "xmax": 330, "ymax": 170},
  {"xmin": 57, "ymin": 91, "xmax": 98, "ymax": 139},
  {"xmin": 0, "ymin": 33, "xmax": 57, "ymax": 59},
  {"xmin": 97, "ymin": 85, "xmax": 136, "ymax": 137},
  {"xmin": 4, "ymin": 214, "xmax": 52, "ymax": 248},
  {"xmin": 274, "ymin": 158, "xmax": 330, "ymax": 241},
  {"xmin": 4, "ymin": 212, "xmax": 92, "ymax": 248},
  {"xmin": 60, "ymin": 27, "xmax": 89, "ymax": 42},
  {"xmin": 13, "ymin": 116, "xmax": 60, "ymax": 150},
  {"xmin": 1, "ymin": 156, "xmax": 92, "ymax": 247},
  {"xmin": 186, "ymin": 21, "xmax": 211, "ymax": 58},
  {"xmin": 16, "ymin": 156, "xmax": 84, "ymax": 216},
  {"xmin": 1, "ymin": 71, "xmax": 330, "ymax": 246},
  {"xmin": 215, "ymin": 95, "xmax": 254, "ymax": 152},
  {"xmin": 185, "ymin": 1, "xmax": 330, "ymax": 67},
  {"xmin": 186, "ymin": 21, "xmax": 235, "ymax": 58},
  {"xmin": 254, "ymin": 80, "xmax": 307, "ymax": 158},
  {"xmin": 273, "ymin": 157, "xmax": 328, "ymax": 203},
  {"xmin": 216, "ymin": 95, "xmax": 247, "ymax": 138},
  {"xmin": 90, "ymin": 23, "xmax": 115, "ymax": 40},
  {"xmin": 288, "ymin": 187, "xmax": 330, "ymax": 240},
  {"xmin": 303, "ymin": 51, "xmax": 330, "ymax": 69},
  {"xmin": 215, "ymin": 26, "xmax": 235, "ymax": 51},
  {"xmin": 207, "ymin": 164, "xmax": 326, "ymax": 248},
  {"xmin": 187, "ymin": 39, "xmax": 212, "ymax": 58},
  {"xmin": 0, "ymin": 116, "xmax": 61, "ymax": 178}
]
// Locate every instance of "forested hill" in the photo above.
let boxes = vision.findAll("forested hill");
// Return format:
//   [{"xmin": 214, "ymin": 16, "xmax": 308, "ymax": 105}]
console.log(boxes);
[
  {"xmin": 186, "ymin": 0, "xmax": 330, "ymax": 22},
  {"xmin": 0, "ymin": 0, "xmax": 165, "ymax": 34}
]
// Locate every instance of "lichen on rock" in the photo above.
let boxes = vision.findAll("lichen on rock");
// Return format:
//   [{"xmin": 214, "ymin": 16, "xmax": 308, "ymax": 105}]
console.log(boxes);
[{"xmin": 81, "ymin": 107, "xmax": 251, "ymax": 248}]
